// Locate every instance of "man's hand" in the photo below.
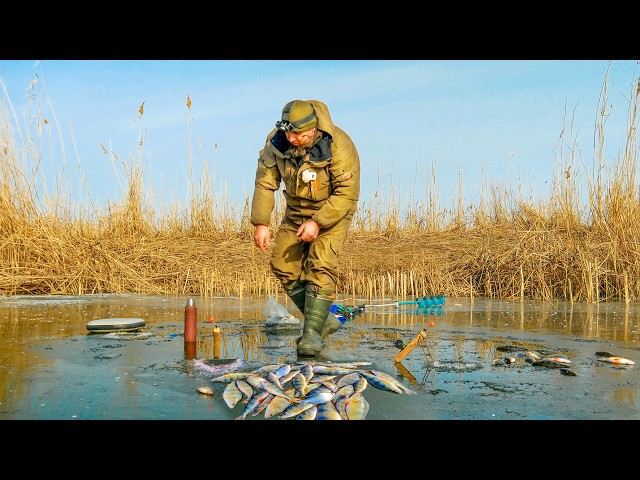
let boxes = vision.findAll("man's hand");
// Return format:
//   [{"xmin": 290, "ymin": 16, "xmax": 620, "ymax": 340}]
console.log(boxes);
[
  {"xmin": 254, "ymin": 224, "xmax": 271, "ymax": 253},
  {"xmin": 296, "ymin": 220, "xmax": 320, "ymax": 242}
]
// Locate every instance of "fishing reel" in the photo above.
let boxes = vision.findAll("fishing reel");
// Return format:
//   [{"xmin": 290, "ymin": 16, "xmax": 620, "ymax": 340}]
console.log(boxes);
[{"xmin": 330, "ymin": 303, "xmax": 364, "ymax": 323}]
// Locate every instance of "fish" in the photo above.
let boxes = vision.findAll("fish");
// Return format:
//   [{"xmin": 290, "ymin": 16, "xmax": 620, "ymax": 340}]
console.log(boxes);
[
  {"xmin": 278, "ymin": 369, "xmax": 299, "ymax": 385},
  {"xmin": 264, "ymin": 390, "xmax": 295, "ymax": 419},
  {"xmin": 319, "ymin": 381, "xmax": 339, "ymax": 392},
  {"xmin": 252, "ymin": 364, "xmax": 286, "ymax": 374},
  {"xmin": 531, "ymin": 359, "xmax": 568, "ymax": 369},
  {"xmin": 543, "ymin": 355, "xmax": 571, "ymax": 364},
  {"xmin": 560, "ymin": 368, "xmax": 577, "ymax": 376},
  {"xmin": 272, "ymin": 364, "xmax": 292, "ymax": 379},
  {"xmin": 334, "ymin": 384, "xmax": 355, "ymax": 418},
  {"xmin": 267, "ymin": 371, "xmax": 284, "ymax": 389},
  {"xmin": 358, "ymin": 369, "xmax": 416, "ymax": 394},
  {"xmin": 334, "ymin": 371, "xmax": 368, "ymax": 393},
  {"xmin": 595, "ymin": 351, "xmax": 617, "ymax": 357},
  {"xmin": 302, "ymin": 391, "xmax": 334, "ymax": 405},
  {"xmin": 316, "ymin": 401, "xmax": 343, "ymax": 420},
  {"xmin": 335, "ymin": 371, "xmax": 362, "ymax": 388},
  {"xmin": 222, "ymin": 381, "xmax": 243, "ymax": 408},
  {"xmin": 295, "ymin": 405, "xmax": 318, "ymax": 420},
  {"xmin": 214, "ymin": 361, "xmax": 386, "ymax": 420},
  {"xmin": 291, "ymin": 372, "xmax": 309, "ymax": 398},
  {"xmin": 236, "ymin": 391, "xmax": 272, "ymax": 420},
  {"xmin": 345, "ymin": 392, "xmax": 370, "ymax": 420},
  {"xmin": 211, "ymin": 372, "xmax": 260, "ymax": 383},
  {"xmin": 302, "ymin": 383, "xmax": 322, "ymax": 396},
  {"xmin": 356, "ymin": 370, "xmax": 403, "ymax": 394},
  {"xmin": 368, "ymin": 369, "xmax": 416, "ymax": 394},
  {"xmin": 245, "ymin": 375, "xmax": 299, "ymax": 401},
  {"xmin": 296, "ymin": 360, "xmax": 370, "ymax": 369},
  {"xmin": 280, "ymin": 401, "xmax": 317, "ymax": 419},
  {"xmin": 235, "ymin": 379, "xmax": 254, "ymax": 400},
  {"xmin": 597, "ymin": 356, "xmax": 635, "ymax": 366},
  {"xmin": 311, "ymin": 365, "xmax": 357, "ymax": 376},
  {"xmin": 307, "ymin": 384, "xmax": 334, "ymax": 397},
  {"xmin": 299, "ymin": 364, "xmax": 314, "ymax": 382},
  {"xmin": 352, "ymin": 376, "xmax": 368, "ymax": 394},
  {"xmin": 308, "ymin": 373, "xmax": 337, "ymax": 383},
  {"xmin": 196, "ymin": 386, "xmax": 214, "ymax": 396},
  {"xmin": 251, "ymin": 393, "xmax": 274, "ymax": 416}
]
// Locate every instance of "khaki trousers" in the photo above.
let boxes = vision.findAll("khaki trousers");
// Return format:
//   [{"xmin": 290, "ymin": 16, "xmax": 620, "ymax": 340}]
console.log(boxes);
[{"xmin": 270, "ymin": 215, "xmax": 353, "ymax": 295}]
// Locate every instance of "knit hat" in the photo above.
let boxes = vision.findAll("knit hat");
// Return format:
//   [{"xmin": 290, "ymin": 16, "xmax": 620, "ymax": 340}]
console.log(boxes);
[{"xmin": 278, "ymin": 100, "xmax": 317, "ymax": 133}]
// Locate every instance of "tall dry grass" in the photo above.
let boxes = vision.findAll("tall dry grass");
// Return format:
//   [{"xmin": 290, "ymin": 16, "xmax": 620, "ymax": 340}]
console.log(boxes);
[{"xmin": 1, "ymin": 65, "xmax": 639, "ymax": 304}]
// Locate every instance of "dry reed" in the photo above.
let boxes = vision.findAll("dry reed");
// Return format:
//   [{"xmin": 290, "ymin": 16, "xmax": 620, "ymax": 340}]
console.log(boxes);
[{"xmin": 1, "ymin": 65, "xmax": 639, "ymax": 303}]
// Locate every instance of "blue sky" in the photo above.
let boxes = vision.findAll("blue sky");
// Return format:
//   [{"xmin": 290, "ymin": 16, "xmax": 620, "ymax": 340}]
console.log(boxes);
[{"xmin": 0, "ymin": 59, "xmax": 638, "ymax": 220}]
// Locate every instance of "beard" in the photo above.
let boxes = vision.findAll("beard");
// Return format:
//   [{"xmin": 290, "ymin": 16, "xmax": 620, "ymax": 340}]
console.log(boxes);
[
  {"xmin": 285, "ymin": 144, "xmax": 311, "ymax": 158},
  {"xmin": 284, "ymin": 129, "xmax": 320, "ymax": 159}
]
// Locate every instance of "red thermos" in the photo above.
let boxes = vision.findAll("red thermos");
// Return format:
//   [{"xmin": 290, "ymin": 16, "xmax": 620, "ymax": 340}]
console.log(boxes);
[{"xmin": 184, "ymin": 298, "xmax": 197, "ymax": 343}]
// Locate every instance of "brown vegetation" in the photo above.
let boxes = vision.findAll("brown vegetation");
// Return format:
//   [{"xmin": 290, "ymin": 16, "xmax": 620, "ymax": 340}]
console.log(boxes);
[{"xmin": 1, "ymin": 66, "xmax": 639, "ymax": 304}]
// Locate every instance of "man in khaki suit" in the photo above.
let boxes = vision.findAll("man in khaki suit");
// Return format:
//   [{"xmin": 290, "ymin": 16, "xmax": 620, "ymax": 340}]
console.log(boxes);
[{"xmin": 251, "ymin": 99, "xmax": 361, "ymax": 357}]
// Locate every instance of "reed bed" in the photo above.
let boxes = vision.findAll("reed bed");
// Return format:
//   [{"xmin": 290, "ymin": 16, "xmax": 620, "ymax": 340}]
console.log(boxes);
[{"xmin": 1, "ymin": 68, "xmax": 639, "ymax": 303}]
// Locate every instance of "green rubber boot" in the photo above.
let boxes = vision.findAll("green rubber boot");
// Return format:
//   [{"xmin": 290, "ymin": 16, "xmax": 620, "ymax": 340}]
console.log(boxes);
[
  {"xmin": 296, "ymin": 312, "xmax": 342, "ymax": 345},
  {"xmin": 286, "ymin": 281, "xmax": 307, "ymax": 315},
  {"xmin": 323, "ymin": 314, "xmax": 341, "ymax": 337},
  {"xmin": 297, "ymin": 290, "xmax": 333, "ymax": 357}
]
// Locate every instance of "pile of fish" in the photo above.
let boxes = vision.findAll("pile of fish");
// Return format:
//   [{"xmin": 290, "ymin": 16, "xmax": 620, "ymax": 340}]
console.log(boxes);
[
  {"xmin": 493, "ymin": 345, "xmax": 635, "ymax": 376},
  {"xmin": 202, "ymin": 361, "xmax": 416, "ymax": 420}
]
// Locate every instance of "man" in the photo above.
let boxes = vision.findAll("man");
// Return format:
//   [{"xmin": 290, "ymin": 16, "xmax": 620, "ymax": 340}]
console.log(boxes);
[{"xmin": 251, "ymin": 99, "xmax": 360, "ymax": 357}]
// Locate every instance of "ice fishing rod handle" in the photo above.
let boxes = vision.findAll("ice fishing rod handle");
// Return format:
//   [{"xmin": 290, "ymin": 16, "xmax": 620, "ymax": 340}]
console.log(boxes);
[{"xmin": 394, "ymin": 329, "xmax": 427, "ymax": 363}]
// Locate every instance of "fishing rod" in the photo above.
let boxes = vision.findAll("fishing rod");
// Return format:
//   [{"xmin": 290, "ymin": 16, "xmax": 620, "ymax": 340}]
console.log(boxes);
[
  {"xmin": 358, "ymin": 294, "xmax": 445, "ymax": 310},
  {"xmin": 331, "ymin": 295, "xmax": 445, "ymax": 322}
]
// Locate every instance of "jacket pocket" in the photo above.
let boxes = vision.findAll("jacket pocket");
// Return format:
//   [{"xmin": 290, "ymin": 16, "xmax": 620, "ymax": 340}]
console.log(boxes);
[{"xmin": 299, "ymin": 165, "xmax": 331, "ymax": 201}]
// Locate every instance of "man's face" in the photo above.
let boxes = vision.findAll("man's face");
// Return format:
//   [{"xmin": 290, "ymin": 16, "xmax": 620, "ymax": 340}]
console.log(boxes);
[{"xmin": 285, "ymin": 128, "xmax": 316, "ymax": 147}]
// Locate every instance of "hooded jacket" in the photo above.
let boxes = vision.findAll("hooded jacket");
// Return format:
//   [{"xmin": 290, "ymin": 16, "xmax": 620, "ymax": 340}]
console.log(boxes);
[{"xmin": 250, "ymin": 100, "xmax": 360, "ymax": 229}]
